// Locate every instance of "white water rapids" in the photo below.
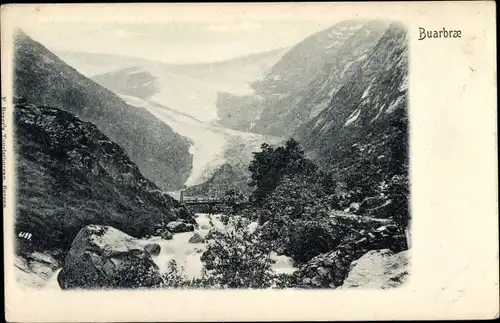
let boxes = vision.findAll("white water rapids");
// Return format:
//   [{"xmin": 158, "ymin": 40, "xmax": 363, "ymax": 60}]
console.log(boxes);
[{"xmin": 42, "ymin": 213, "xmax": 296, "ymax": 290}]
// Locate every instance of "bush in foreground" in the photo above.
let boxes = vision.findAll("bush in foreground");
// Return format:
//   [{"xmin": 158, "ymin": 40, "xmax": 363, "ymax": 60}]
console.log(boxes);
[{"xmin": 200, "ymin": 216, "xmax": 275, "ymax": 288}]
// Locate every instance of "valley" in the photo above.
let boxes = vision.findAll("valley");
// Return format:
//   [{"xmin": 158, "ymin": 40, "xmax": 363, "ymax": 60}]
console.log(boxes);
[{"xmin": 57, "ymin": 45, "xmax": 286, "ymax": 188}]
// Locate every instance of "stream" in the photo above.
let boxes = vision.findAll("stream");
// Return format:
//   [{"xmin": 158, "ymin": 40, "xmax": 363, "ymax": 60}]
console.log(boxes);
[{"xmin": 42, "ymin": 213, "xmax": 296, "ymax": 290}]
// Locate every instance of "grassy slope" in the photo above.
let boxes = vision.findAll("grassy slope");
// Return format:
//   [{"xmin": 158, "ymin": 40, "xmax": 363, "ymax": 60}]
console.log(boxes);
[{"xmin": 14, "ymin": 103, "xmax": 193, "ymax": 258}]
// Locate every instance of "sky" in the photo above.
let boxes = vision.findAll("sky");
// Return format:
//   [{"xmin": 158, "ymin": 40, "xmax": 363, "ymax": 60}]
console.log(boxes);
[{"xmin": 22, "ymin": 20, "xmax": 338, "ymax": 64}]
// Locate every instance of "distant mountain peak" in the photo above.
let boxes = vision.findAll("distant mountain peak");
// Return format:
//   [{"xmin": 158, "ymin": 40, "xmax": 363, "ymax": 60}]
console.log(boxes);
[{"xmin": 216, "ymin": 19, "xmax": 395, "ymax": 136}]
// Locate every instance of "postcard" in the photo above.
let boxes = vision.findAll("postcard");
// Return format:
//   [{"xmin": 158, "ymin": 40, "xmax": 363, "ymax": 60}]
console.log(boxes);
[{"xmin": 2, "ymin": 2, "xmax": 498, "ymax": 321}]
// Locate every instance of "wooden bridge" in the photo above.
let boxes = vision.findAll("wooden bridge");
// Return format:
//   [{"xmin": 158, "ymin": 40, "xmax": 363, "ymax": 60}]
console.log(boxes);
[
  {"xmin": 179, "ymin": 191, "xmax": 247, "ymax": 214},
  {"xmin": 181, "ymin": 196, "xmax": 225, "ymax": 205}
]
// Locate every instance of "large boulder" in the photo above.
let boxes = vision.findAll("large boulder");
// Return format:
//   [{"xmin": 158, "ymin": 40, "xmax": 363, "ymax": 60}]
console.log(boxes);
[
  {"xmin": 290, "ymin": 224, "xmax": 407, "ymax": 288},
  {"xmin": 341, "ymin": 249, "xmax": 409, "ymax": 289},
  {"xmin": 153, "ymin": 226, "xmax": 173, "ymax": 240},
  {"xmin": 166, "ymin": 221, "xmax": 195, "ymax": 233},
  {"xmin": 57, "ymin": 225, "xmax": 161, "ymax": 289},
  {"xmin": 188, "ymin": 232, "xmax": 204, "ymax": 244}
]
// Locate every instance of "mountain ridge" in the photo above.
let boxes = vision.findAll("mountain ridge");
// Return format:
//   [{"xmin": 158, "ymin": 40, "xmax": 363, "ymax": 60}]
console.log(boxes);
[
  {"xmin": 13, "ymin": 29, "xmax": 193, "ymax": 191},
  {"xmin": 215, "ymin": 19, "xmax": 391, "ymax": 135}
]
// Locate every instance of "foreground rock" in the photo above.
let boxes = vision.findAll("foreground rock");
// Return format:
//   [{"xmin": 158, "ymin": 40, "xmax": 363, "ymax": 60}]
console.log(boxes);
[
  {"xmin": 153, "ymin": 225, "xmax": 174, "ymax": 240},
  {"xmin": 166, "ymin": 221, "xmax": 195, "ymax": 233},
  {"xmin": 159, "ymin": 230, "xmax": 173, "ymax": 240},
  {"xmin": 188, "ymin": 232, "xmax": 204, "ymax": 244},
  {"xmin": 341, "ymin": 249, "xmax": 409, "ymax": 289},
  {"xmin": 290, "ymin": 224, "xmax": 407, "ymax": 288},
  {"xmin": 144, "ymin": 243, "xmax": 161, "ymax": 256},
  {"xmin": 58, "ymin": 225, "xmax": 161, "ymax": 289},
  {"xmin": 14, "ymin": 251, "xmax": 61, "ymax": 289}
]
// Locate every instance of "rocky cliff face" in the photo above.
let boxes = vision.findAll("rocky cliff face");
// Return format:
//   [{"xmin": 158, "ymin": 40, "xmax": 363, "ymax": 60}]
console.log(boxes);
[
  {"xmin": 296, "ymin": 23, "xmax": 409, "ymax": 188},
  {"xmin": 215, "ymin": 20, "xmax": 390, "ymax": 135},
  {"xmin": 14, "ymin": 102, "xmax": 194, "ymax": 257},
  {"xmin": 13, "ymin": 29, "xmax": 192, "ymax": 190}
]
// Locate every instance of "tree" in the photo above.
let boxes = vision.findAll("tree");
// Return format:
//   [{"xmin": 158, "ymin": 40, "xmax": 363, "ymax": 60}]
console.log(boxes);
[
  {"xmin": 248, "ymin": 138, "xmax": 317, "ymax": 205},
  {"xmin": 103, "ymin": 256, "xmax": 162, "ymax": 289},
  {"xmin": 252, "ymin": 171, "xmax": 346, "ymax": 263}
]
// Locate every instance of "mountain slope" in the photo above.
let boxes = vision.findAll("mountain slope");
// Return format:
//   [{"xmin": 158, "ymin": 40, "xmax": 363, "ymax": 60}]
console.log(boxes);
[
  {"xmin": 13, "ymin": 30, "xmax": 192, "ymax": 191},
  {"xmin": 212, "ymin": 20, "xmax": 409, "ymax": 217},
  {"xmin": 296, "ymin": 23, "xmax": 409, "ymax": 191},
  {"xmin": 215, "ymin": 20, "xmax": 390, "ymax": 135},
  {"xmin": 14, "ymin": 102, "xmax": 194, "ymax": 257}
]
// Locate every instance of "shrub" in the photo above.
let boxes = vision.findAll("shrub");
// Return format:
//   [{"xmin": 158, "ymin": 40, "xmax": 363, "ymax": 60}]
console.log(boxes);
[
  {"xmin": 283, "ymin": 219, "xmax": 343, "ymax": 264},
  {"xmin": 272, "ymin": 273, "xmax": 295, "ymax": 289},
  {"xmin": 103, "ymin": 256, "xmax": 162, "ymax": 289},
  {"xmin": 158, "ymin": 259, "xmax": 189, "ymax": 288},
  {"xmin": 200, "ymin": 216, "xmax": 275, "ymax": 288},
  {"xmin": 251, "ymin": 170, "xmax": 345, "ymax": 263}
]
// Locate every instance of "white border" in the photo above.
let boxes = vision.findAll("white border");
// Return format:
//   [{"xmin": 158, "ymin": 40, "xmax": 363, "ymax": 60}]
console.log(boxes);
[{"xmin": 2, "ymin": 2, "xmax": 498, "ymax": 321}]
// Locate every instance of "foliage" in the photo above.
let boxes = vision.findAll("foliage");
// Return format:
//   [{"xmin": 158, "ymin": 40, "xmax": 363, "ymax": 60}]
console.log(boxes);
[
  {"xmin": 246, "ymin": 140, "xmax": 351, "ymax": 264},
  {"xmin": 248, "ymin": 165, "xmax": 346, "ymax": 264},
  {"xmin": 158, "ymin": 259, "xmax": 189, "ymax": 288},
  {"xmin": 200, "ymin": 216, "xmax": 276, "ymax": 288},
  {"xmin": 259, "ymin": 174, "xmax": 332, "ymax": 223},
  {"xmin": 216, "ymin": 188, "xmax": 248, "ymax": 216},
  {"xmin": 222, "ymin": 188, "xmax": 247, "ymax": 206},
  {"xmin": 248, "ymin": 138, "xmax": 317, "ymax": 205},
  {"xmin": 104, "ymin": 256, "xmax": 162, "ymax": 289},
  {"xmin": 259, "ymin": 215, "xmax": 344, "ymax": 264},
  {"xmin": 272, "ymin": 273, "xmax": 296, "ymax": 288},
  {"xmin": 283, "ymin": 219, "xmax": 344, "ymax": 264}
]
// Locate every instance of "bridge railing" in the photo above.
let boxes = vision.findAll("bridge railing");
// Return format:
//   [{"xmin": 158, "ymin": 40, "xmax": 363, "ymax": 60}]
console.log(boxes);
[
  {"xmin": 181, "ymin": 196, "xmax": 249, "ymax": 204},
  {"xmin": 182, "ymin": 196, "xmax": 224, "ymax": 203}
]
